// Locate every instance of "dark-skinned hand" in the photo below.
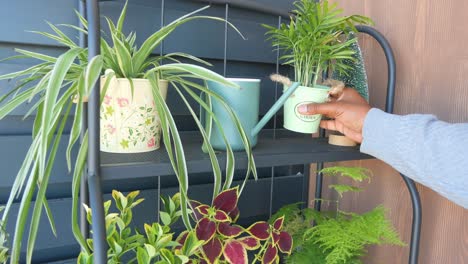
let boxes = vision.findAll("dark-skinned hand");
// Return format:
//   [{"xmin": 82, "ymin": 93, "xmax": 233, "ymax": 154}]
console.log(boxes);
[{"xmin": 298, "ymin": 88, "xmax": 371, "ymax": 143}]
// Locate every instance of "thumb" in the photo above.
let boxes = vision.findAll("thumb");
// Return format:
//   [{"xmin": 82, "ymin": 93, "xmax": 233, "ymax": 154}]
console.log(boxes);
[{"xmin": 297, "ymin": 102, "xmax": 340, "ymax": 118}]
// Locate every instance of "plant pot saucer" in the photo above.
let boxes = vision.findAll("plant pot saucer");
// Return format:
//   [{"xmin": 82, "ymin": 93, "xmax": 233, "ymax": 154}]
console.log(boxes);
[{"xmin": 328, "ymin": 133, "xmax": 357, "ymax": 147}]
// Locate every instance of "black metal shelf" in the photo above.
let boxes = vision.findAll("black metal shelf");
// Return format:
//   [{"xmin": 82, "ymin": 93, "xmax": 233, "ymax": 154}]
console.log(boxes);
[
  {"xmin": 81, "ymin": 1, "xmax": 421, "ymax": 264},
  {"xmin": 100, "ymin": 130, "xmax": 372, "ymax": 180}
]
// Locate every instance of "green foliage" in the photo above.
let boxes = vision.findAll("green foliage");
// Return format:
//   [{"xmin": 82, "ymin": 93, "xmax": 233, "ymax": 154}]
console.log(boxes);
[
  {"xmin": 331, "ymin": 33, "xmax": 369, "ymax": 101},
  {"xmin": 329, "ymin": 185, "xmax": 362, "ymax": 198},
  {"xmin": 0, "ymin": 2, "xmax": 257, "ymax": 262},
  {"xmin": 78, "ymin": 191, "xmax": 199, "ymax": 264},
  {"xmin": 270, "ymin": 167, "xmax": 405, "ymax": 264},
  {"xmin": 263, "ymin": 0, "xmax": 373, "ymax": 87},
  {"xmin": 285, "ymin": 239, "xmax": 328, "ymax": 264},
  {"xmin": 304, "ymin": 206, "xmax": 405, "ymax": 264},
  {"xmin": 321, "ymin": 166, "xmax": 372, "ymax": 183},
  {"xmin": 0, "ymin": 207, "xmax": 8, "ymax": 264}
]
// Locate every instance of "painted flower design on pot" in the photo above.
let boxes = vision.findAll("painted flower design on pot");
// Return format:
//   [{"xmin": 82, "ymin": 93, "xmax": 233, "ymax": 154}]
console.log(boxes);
[
  {"xmin": 105, "ymin": 124, "xmax": 116, "ymax": 135},
  {"xmin": 104, "ymin": 95, "xmax": 112, "ymax": 105},
  {"xmin": 117, "ymin": 97, "xmax": 129, "ymax": 107},
  {"xmin": 147, "ymin": 138, "xmax": 156, "ymax": 148}
]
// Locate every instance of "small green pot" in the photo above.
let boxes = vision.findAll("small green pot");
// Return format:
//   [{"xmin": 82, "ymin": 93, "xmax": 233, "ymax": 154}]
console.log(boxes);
[{"xmin": 283, "ymin": 84, "xmax": 330, "ymax": 134}]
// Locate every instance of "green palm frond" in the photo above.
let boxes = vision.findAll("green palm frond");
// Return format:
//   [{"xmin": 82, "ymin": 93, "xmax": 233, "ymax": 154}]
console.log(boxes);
[{"xmin": 264, "ymin": 0, "xmax": 373, "ymax": 87}]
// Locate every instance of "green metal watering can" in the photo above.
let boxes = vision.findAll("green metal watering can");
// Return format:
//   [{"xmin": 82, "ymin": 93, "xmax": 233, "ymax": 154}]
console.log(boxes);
[{"xmin": 205, "ymin": 78, "xmax": 301, "ymax": 151}]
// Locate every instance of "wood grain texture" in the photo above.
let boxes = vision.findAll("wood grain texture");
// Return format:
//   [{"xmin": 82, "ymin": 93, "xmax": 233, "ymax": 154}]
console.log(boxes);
[{"xmin": 309, "ymin": 0, "xmax": 468, "ymax": 263}]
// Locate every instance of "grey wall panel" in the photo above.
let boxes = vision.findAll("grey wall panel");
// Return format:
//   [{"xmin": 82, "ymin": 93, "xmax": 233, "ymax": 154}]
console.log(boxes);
[
  {"xmin": 163, "ymin": 5, "xmax": 226, "ymax": 60},
  {"xmin": 227, "ymin": 7, "xmax": 278, "ymax": 64},
  {"xmin": 0, "ymin": 0, "xmax": 78, "ymax": 46},
  {"xmin": 0, "ymin": 135, "xmax": 76, "ymax": 202},
  {"xmin": 272, "ymin": 174, "xmax": 304, "ymax": 212}
]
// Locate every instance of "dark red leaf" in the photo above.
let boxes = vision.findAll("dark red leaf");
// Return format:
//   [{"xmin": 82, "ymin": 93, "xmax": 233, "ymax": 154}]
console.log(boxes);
[
  {"xmin": 203, "ymin": 237, "xmax": 223, "ymax": 264},
  {"xmin": 190, "ymin": 200, "xmax": 202, "ymax": 208},
  {"xmin": 218, "ymin": 222, "xmax": 243, "ymax": 238},
  {"xmin": 246, "ymin": 221, "xmax": 270, "ymax": 240},
  {"xmin": 228, "ymin": 207, "xmax": 240, "ymax": 223},
  {"xmin": 262, "ymin": 244, "xmax": 278, "ymax": 264},
  {"xmin": 175, "ymin": 231, "xmax": 189, "ymax": 250},
  {"xmin": 196, "ymin": 205, "xmax": 210, "ymax": 216},
  {"xmin": 278, "ymin": 231, "xmax": 293, "ymax": 254},
  {"xmin": 196, "ymin": 218, "xmax": 216, "ymax": 242},
  {"xmin": 190, "ymin": 200, "xmax": 204, "ymax": 221},
  {"xmin": 273, "ymin": 216, "xmax": 284, "ymax": 231},
  {"xmin": 237, "ymin": 236, "xmax": 260, "ymax": 250},
  {"xmin": 272, "ymin": 231, "xmax": 280, "ymax": 245},
  {"xmin": 223, "ymin": 240, "xmax": 247, "ymax": 264},
  {"xmin": 214, "ymin": 210, "xmax": 231, "ymax": 222},
  {"xmin": 213, "ymin": 187, "xmax": 238, "ymax": 214}
]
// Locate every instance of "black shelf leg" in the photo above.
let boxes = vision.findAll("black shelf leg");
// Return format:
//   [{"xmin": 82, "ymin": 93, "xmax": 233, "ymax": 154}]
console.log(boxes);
[
  {"xmin": 357, "ymin": 25, "xmax": 422, "ymax": 264},
  {"xmin": 78, "ymin": 0, "xmax": 89, "ymax": 242},
  {"xmin": 86, "ymin": 0, "xmax": 108, "ymax": 262},
  {"xmin": 401, "ymin": 174, "xmax": 422, "ymax": 264}
]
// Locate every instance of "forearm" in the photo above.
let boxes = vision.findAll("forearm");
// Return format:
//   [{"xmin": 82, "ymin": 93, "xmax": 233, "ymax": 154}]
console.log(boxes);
[{"xmin": 360, "ymin": 108, "xmax": 468, "ymax": 209}]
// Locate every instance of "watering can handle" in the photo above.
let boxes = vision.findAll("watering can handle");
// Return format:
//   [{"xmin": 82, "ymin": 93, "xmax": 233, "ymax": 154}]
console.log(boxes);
[{"xmin": 251, "ymin": 82, "xmax": 301, "ymax": 137}]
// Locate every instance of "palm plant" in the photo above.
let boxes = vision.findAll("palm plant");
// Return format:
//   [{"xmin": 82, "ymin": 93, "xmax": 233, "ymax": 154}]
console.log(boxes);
[
  {"xmin": 264, "ymin": 0, "xmax": 373, "ymax": 87},
  {"xmin": 0, "ymin": 3, "xmax": 256, "ymax": 263}
]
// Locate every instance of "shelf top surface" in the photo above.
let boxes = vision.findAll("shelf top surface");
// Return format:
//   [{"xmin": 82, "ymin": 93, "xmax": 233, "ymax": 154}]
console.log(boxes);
[{"xmin": 100, "ymin": 130, "xmax": 372, "ymax": 180}]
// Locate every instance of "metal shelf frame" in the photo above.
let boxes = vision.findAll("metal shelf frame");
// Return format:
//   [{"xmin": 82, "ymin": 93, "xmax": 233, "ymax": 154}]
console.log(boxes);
[{"xmin": 80, "ymin": 1, "xmax": 422, "ymax": 264}]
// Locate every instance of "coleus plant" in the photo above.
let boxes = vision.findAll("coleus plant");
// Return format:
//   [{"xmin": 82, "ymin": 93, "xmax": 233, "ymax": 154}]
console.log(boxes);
[{"xmin": 181, "ymin": 187, "xmax": 293, "ymax": 264}]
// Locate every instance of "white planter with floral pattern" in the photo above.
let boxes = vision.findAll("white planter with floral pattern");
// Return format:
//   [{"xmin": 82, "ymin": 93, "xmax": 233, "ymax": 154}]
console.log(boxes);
[{"xmin": 100, "ymin": 75, "xmax": 168, "ymax": 153}]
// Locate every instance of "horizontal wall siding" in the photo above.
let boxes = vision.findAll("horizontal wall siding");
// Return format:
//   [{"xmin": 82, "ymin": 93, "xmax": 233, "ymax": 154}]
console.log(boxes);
[{"xmin": 0, "ymin": 0, "xmax": 298, "ymax": 263}]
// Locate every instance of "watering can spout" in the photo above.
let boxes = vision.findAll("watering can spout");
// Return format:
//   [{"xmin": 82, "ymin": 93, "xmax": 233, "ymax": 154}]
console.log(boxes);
[{"xmin": 251, "ymin": 82, "xmax": 301, "ymax": 137}]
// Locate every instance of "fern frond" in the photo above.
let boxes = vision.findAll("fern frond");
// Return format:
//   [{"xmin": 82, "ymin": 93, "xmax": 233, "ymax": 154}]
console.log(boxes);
[
  {"xmin": 304, "ymin": 206, "xmax": 405, "ymax": 264},
  {"xmin": 321, "ymin": 166, "xmax": 372, "ymax": 183},
  {"xmin": 329, "ymin": 184, "xmax": 363, "ymax": 198}
]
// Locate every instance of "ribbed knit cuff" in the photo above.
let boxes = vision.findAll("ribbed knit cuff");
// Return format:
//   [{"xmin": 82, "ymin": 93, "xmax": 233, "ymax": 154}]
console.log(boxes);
[{"xmin": 360, "ymin": 108, "xmax": 402, "ymax": 164}]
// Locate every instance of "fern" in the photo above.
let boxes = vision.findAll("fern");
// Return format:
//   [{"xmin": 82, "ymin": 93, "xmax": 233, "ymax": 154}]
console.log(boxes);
[
  {"xmin": 329, "ymin": 185, "xmax": 363, "ymax": 198},
  {"xmin": 271, "ymin": 166, "xmax": 405, "ymax": 264},
  {"xmin": 304, "ymin": 206, "xmax": 405, "ymax": 264},
  {"xmin": 285, "ymin": 239, "xmax": 328, "ymax": 264},
  {"xmin": 321, "ymin": 166, "xmax": 372, "ymax": 183}
]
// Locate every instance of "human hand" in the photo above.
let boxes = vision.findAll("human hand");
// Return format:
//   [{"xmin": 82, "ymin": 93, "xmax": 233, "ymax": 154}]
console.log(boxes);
[{"xmin": 298, "ymin": 88, "xmax": 371, "ymax": 143}]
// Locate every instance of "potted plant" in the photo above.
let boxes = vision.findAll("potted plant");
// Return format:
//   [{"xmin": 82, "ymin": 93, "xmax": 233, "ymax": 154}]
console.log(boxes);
[
  {"xmin": 80, "ymin": 188, "xmax": 293, "ymax": 264},
  {"xmin": 0, "ymin": 3, "xmax": 257, "ymax": 263},
  {"xmin": 270, "ymin": 166, "xmax": 405, "ymax": 264},
  {"xmin": 77, "ymin": 191, "xmax": 203, "ymax": 264},
  {"xmin": 263, "ymin": 0, "xmax": 373, "ymax": 134}
]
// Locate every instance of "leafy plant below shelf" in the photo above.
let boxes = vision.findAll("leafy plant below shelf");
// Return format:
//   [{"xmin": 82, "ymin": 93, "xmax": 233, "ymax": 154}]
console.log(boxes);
[
  {"xmin": 189, "ymin": 187, "xmax": 293, "ymax": 264},
  {"xmin": 0, "ymin": 2, "xmax": 256, "ymax": 262},
  {"xmin": 78, "ymin": 190, "xmax": 202, "ymax": 264},
  {"xmin": 80, "ymin": 188, "xmax": 293, "ymax": 264},
  {"xmin": 270, "ymin": 166, "xmax": 405, "ymax": 264}
]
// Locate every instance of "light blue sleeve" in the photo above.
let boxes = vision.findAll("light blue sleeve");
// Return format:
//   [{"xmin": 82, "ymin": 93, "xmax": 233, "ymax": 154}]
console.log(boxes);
[{"xmin": 360, "ymin": 108, "xmax": 468, "ymax": 209}]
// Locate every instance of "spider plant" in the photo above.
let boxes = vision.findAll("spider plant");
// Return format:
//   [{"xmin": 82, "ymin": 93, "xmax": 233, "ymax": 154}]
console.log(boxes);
[
  {"xmin": 0, "ymin": 3, "xmax": 256, "ymax": 263},
  {"xmin": 263, "ymin": 0, "xmax": 373, "ymax": 87}
]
